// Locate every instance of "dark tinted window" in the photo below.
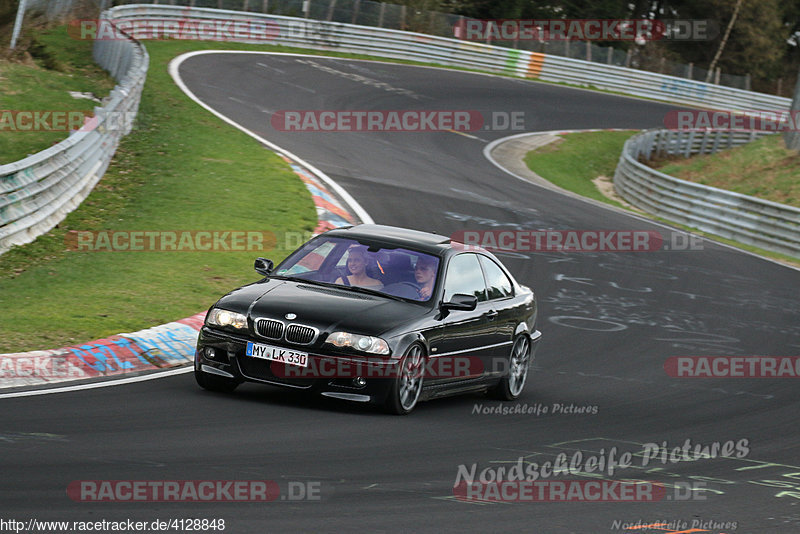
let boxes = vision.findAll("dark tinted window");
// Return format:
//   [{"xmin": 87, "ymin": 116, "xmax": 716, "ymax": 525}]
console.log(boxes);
[
  {"xmin": 443, "ymin": 254, "xmax": 487, "ymax": 303},
  {"xmin": 479, "ymin": 256, "xmax": 513, "ymax": 300}
]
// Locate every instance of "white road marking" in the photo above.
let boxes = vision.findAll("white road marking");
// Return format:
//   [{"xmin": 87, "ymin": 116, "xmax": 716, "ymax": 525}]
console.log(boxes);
[{"xmin": 0, "ymin": 367, "xmax": 193, "ymax": 399}]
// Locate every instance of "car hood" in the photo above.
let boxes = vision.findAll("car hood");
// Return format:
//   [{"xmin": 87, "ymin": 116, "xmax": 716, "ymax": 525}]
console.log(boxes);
[{"xmin": 217, "ymin": 279, "xmax": 426, "ymax": 337}]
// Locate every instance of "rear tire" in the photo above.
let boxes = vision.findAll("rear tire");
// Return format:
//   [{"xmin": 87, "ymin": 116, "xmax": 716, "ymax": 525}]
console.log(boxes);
[
  {"xmin": 384, "ymin": 344, "xmax": 426, "ymax": 415},
  {"xmin": 195, "ymin": 367, "xmax": 240, "ymax": 393},
  {"xmin": 489, "ymin": 335, "xmax": 530, "ymax": 401}
]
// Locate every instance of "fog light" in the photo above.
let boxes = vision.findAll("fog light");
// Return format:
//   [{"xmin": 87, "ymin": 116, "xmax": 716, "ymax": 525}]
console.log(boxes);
[
  {"xmin": 205, "ymin": 347, "xmax": 216, "ymax": 360},
  {"xmin": 352, "ymin": 377, "xmax": 366, "ymax": 387}
]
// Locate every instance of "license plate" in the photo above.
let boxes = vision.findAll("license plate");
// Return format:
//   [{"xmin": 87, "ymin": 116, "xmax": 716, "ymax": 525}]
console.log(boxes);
[{"xmin": 246, "ymin": 341, "xmax": 308, "ymax": 367}]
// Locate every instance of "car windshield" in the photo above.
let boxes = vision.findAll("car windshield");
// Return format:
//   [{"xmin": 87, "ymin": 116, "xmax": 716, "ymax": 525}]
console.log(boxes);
[{"xmin": 273, "ymin": 236, "xmax": 440, "ymax": 302}]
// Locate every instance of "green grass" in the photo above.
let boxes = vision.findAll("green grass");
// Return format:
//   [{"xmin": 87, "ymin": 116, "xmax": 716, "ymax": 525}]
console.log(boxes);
[
  {"xmin": 0, "ymin": 32, "xmax": 319, "ymax": 352},
  {"xmin": 0, "ymin": 27, "xmax": 116, "ymax": 164},
  {"xmin": 654, "ymin": 135, "xmax": 800, "ymax": 208},
  {"xmin": 524, "ymin": 130, "xmax": 800, "ymax": 266},
  {"xmin": 523, "ymin": 130, "xmax": 636, "ymax": 207}
]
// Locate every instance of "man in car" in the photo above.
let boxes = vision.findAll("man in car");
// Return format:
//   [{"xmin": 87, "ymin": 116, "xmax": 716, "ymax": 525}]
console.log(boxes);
[{"xmin": 413, "ymin": 255, "xmax": 437, "ymax": 300}]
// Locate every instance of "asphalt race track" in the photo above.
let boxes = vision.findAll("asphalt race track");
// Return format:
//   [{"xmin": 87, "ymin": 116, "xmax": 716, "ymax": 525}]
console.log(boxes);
[{"xmin": 3, "ymin": 53, "xmax": 800, "ymax": 533}]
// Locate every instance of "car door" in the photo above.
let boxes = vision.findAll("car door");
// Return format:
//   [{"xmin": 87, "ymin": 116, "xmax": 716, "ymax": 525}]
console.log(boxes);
[
  {"xmin": 477, "ymin": 254, "xmax": 519, "ymax": 378},
  {"xmin": 426, "ymin": 253, "xmax": 495, "ymax": 384}
]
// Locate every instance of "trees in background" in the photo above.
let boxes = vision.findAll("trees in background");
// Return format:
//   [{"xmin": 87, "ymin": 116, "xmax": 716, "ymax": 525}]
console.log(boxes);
[{"xmin": 431, "ymin": 0, "xmax": 799, "ymax": 94}]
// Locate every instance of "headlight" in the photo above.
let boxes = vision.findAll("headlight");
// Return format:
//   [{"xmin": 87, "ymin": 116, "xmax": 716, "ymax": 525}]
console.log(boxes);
[
  {"xmin": 325, "ymin": 332, "xmax": 390, "ymax": 355},
  {"xmin": 206, "ymin": 308, "xmax": 247, "ymax": 329}
]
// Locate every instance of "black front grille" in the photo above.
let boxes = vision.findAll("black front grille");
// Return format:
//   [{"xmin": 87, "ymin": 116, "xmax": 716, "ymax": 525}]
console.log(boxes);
[
  {"xmin": 286, "ymin": 324, "xmax": 316, "ymax": 345},
  {"xmin": 256, "ymin": 319, "xmax": 284, "ymax": 340}
]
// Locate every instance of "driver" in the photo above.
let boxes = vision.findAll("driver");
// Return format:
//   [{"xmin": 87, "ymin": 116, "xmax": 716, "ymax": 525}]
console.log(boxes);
[{"xmin": 413, "ymin": 255, "xmax": 437, "ymax": 300}]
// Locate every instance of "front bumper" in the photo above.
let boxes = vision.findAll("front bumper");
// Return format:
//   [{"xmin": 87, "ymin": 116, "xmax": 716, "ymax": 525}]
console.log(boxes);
[{"xmin": 196, "ymin": 327, "xmax": 396, "ymax": 404}]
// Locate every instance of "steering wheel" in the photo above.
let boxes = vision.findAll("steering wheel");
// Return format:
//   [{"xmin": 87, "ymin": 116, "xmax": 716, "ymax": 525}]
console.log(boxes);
[{"xmin": 384, "ymin": 281, "xmax": 422, "ymax": 299}]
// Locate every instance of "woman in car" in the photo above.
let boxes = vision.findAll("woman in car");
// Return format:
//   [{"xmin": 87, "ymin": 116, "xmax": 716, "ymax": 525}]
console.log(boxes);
[{"xmin": 335, "ymin": 246, "xmax": 384, "ymax": 289}]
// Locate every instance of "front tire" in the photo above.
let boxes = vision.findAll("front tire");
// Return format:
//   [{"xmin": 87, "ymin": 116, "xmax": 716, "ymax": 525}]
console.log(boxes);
[
  {"xmin": 195, "ymin": 367, "xmax": 240, "ymax": 393},
  {"xmin": 489, "ymin": 335, "xmax": 530, "ymax": 401},
  {"xmin": 384, "ymin": 343, "xmax": 426, "ymax": 415}
]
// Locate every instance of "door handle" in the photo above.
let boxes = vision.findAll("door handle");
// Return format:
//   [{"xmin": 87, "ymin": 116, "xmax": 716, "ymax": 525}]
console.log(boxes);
[{"xmin": 485, "ymin": 310, "xmax": 498, "ymax": 320}]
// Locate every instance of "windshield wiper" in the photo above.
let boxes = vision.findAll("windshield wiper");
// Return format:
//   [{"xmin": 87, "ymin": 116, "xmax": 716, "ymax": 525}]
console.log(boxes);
[
  {"xmin": 269, "ymin": 275, "xmax": 335, "ymax": 288},
  {"xmin": 337, "ymin": 284, "xmax": 407, "ymax": 302}
]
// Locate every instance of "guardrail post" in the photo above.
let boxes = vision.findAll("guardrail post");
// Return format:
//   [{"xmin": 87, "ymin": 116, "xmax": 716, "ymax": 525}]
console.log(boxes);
[
  {"xmin": 784, "ymin": 68, "xmax": 800, "ymax": 151},
  {"xmin": 711, "ymin": 131, "xmax": 721, "ymax": 152},
  {"xmin": 9, "ymin": 0, "xmax": 28, "ymax": 49},
  {"xmin": 351, "ymin": 0, "xmax": 360, "ymax": 24},
  {"xmin": 699, "ymin": 130, "xmax": 710, "ymax": 154},
  {"xmin": 377, "ymin": 2, "xmax": 385, "ymax": 27},
  {"xmin": 326, "ymin": 0, "xmax": 336, "ymax": 22},
  {"xmin": 684, "ymin": 131, "xmax": 695, "ymax": 158}
]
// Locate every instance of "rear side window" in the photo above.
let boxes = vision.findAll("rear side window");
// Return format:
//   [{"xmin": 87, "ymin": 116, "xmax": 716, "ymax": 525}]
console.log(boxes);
[
  {"xmin": 443, "ymin": 254, "xmax": 488, "ymax": 303},
  {"xmin": 479, "ymin": 256, "xmax": 514, "ymax": 300}
]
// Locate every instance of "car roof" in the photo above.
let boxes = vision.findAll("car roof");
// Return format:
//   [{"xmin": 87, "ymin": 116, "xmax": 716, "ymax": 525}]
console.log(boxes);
[{"xmin": 324, "ymin": 224, "xmax": 456, "ymax": 254}]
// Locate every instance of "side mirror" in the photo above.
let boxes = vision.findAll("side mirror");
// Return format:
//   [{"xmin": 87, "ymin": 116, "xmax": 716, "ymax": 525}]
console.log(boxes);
[
  {"xmin": 441, "ymin": 293, "xmax": 478, "ymax": 312},
  {"xmin": 255, "ymin": 257, "xmax": 274, "ymax": 276}
]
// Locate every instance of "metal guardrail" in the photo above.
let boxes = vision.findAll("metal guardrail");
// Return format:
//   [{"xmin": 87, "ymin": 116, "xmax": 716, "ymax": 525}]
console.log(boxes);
[
  {"xmin": 104, "ymin": 4, "xmax": 791, "ymax": 112},
  {"xmin": 1, "ymin": 3, "xmax": 796, "ymax": 256},
  {"xmin": 538, "ymin": 55, "xmax": 790, "ymax": 111},
  {"xmin": 0, "ymin": 23, "xmax": 147, "ymax": 255},
  {"xmin": 614, "ymin": 130, "xmax": 800, "ymax": 257}
]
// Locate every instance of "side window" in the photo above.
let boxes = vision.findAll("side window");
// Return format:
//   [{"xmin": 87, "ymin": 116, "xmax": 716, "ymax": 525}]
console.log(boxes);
[
  {"xmin": 479, "ymin": 256, "xmax": 514, "ymax": 300},
  {"xmin": 443, "ymin": 254, "xmax": 488, "ymax": 303}
]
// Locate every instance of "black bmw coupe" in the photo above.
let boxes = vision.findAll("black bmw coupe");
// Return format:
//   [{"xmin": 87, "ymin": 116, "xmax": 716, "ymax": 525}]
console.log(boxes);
[{"xmin": 194, "ymin": 224, "xmax": 541, "ymax": 414}]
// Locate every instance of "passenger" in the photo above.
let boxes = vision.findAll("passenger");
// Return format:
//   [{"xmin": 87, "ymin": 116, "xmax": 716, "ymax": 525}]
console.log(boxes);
[{"xmin": 335, "ymin": 247, "xmax": 384, "ymax": 289}]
